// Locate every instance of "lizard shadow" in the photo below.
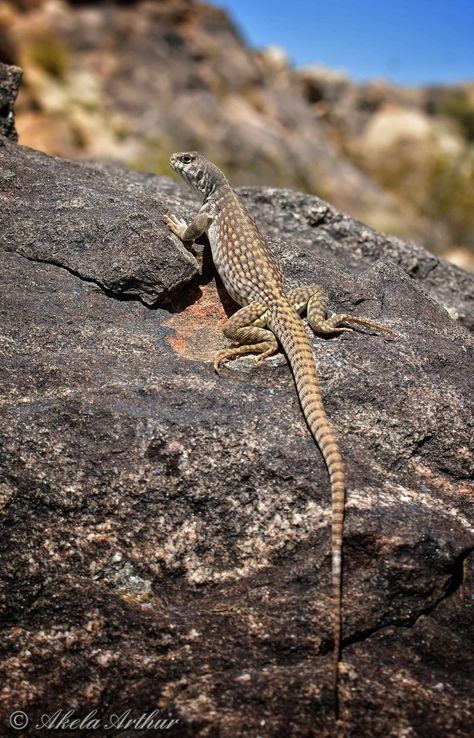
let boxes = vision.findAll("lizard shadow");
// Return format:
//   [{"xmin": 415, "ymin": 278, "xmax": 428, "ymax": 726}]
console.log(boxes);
[{"xmin": 166, "ymin": 237, "xmax": 240, "ymax": 317}]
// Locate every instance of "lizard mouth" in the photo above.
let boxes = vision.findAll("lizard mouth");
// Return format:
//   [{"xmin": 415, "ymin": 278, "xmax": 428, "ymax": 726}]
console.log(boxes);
[{"xmin": 169, "ymin": 153, "xmax": 180, "ymax": 171}]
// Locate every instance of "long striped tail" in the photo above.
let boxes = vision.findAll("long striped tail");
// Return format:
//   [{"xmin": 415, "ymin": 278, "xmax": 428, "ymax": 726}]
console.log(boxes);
[{"xmin": 268, "ymin": 301, "xmax": 345, "ymax": 716}]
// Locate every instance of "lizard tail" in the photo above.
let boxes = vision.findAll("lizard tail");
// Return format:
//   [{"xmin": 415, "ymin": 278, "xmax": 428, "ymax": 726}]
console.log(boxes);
[{"xmin": 268, "ymin": 302, "xmax": 345, "ymax": 715}]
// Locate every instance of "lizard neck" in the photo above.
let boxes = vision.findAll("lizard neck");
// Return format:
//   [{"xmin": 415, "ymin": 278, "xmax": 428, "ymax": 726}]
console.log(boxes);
[
  {"xmin": 202, "ymin": 181, "xmax": 232, "ymax": 205},
  {"xmin": 201, "ymin": 183, "xmax": 235, "ymax": 220}
]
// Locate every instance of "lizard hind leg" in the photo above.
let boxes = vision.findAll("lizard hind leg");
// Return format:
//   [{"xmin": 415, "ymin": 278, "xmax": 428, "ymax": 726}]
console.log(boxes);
[
  {"xmin": 288, "ymin": 284, "xmax": 394, "ymax": 336},
  {"xmin": 213, "ymin": 301, "xmax": 278, "ymax": 374},
  {"xmin": 313, "ymin": 312, "xmax": 395, "ymax": 336}
]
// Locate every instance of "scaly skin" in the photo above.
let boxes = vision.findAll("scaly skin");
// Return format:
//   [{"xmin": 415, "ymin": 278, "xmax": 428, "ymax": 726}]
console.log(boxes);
[{"xmin": 163, "ymin": 151, "xmax": 394, "ymax": 717}]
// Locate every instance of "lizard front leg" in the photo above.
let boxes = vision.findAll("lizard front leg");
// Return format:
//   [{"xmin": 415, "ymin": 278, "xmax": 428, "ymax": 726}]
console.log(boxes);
[
  {"xmin": 162, "ymin": 211, "xmax": 211, "ymax": 242},
  {"xmin": 213, "ymin": 301, "xmax": 278, "ymax": 374},
  {"xmin": 288, "ymin": 285, "xmax": 395, "ymax": 336}
]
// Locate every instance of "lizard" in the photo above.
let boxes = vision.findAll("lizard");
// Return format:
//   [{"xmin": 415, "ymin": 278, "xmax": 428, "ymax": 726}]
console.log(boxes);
[{"xmin": 162, "ymin": 151, "xmax": 394, "ymax": 717}]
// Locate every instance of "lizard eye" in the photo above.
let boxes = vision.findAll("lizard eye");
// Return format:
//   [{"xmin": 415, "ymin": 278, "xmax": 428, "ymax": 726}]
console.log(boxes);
[{"xmin": 181, "ymin": 154, "xmax": 193, "ymax": 164}]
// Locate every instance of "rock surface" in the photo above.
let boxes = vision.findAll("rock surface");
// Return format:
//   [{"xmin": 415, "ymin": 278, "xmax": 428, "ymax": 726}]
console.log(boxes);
[
  {"xmin": 0, "ymin": 135, "xmax": 473, "ymax": 738},
  {"xmin": 0, "ymin": 62, "xmax": 21, "ymax": 140},
  {"xmin": 0, "ymin": 137, "xmax": 199, "ymax": 304}
]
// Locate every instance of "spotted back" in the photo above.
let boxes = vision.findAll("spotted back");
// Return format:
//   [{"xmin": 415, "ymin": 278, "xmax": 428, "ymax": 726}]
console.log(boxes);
[{"xmin": 208, "ymin": 188, "xmax": 285, "ymax": 306}]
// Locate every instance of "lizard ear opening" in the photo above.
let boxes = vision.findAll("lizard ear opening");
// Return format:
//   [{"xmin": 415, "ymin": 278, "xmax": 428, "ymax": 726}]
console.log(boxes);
[{"xmin": 196, "ymin": 169, "xmax": 204, "ymax": 182}]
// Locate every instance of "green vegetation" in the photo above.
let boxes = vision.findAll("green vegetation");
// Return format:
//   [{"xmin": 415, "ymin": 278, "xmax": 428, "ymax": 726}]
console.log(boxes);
[
  {"xmin": 366, "ymin": 138, "xmax": 474, "ymax": 249},
  {"xmin": 438, "ymin": 94, "xmax": 474, "ymax": 142},
  {"xmin": 129, "ymin": 136, "xmax": 172, "ymax": 176},
  {"xmin": 425, "ymin": 152, "xmax": 474, "ymax": 245},
  {"xmin": 25, "ymin": 35, "xmax": 70, "ymax": 79}
]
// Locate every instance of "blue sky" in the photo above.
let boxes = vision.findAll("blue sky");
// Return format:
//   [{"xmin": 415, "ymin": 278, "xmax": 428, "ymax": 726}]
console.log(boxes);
[{"xmin": 218, "ymin": 0, "xmax": 474, "ymax": 85}]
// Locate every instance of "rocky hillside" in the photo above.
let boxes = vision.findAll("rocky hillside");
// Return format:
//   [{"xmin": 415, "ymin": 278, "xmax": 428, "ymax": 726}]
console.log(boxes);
[
  {"xmin": 298, "ymin": 67, "xmax": 474, "ymax": 268},
  {"xmin": 1, "ymin": 0, "xmax": 473, "ymax": 268}
]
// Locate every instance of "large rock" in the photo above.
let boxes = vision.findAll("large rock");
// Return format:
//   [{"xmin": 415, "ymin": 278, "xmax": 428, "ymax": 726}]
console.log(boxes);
[
  {"xmin": 0, "ymin": 62, "xmax": 21, "ymax": 141},
  {"xmin": 0, "ymin": 138, "xmax": 473, "ymax": 737},
  {"xmin": 0, "ymin": 137, "xmax": 199, "ymax": 304}
]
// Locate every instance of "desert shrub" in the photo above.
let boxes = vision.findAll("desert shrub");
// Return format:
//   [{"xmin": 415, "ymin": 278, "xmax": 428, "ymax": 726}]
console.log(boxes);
[
  {"xmin": 26, "ymin": 35, "xmax": 70, "ymax": 79},
  {"xmin": 365, "ymin": 137, "xmax": 474, "ymax": 248},
  {"xmin": 424, "ymin": 151, "xmax": 474, "ymax": 246},
  {"xmin": 438, "ymin": 94, "xmax": 474, "ymax": 142}
]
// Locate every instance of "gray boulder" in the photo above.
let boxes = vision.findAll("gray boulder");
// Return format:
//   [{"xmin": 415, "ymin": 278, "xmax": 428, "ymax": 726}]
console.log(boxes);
[
  {"xmin": 0, "ymin": 62, "xmax": 21, "ymax": 141},
  {"xmin": 0, "ymin": 133, "xmax": 473, "ymax": 737}
]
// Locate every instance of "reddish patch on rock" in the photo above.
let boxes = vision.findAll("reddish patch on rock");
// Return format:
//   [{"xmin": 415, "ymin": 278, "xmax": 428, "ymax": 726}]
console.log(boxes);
[{"xmin": 166, "ymin": 284, "xmax": 229, "ymax": 361}]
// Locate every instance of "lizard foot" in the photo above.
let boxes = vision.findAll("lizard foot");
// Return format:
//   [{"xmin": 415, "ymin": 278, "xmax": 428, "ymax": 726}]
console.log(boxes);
[
  {"xmin": 162, "ymin": 213, "xmax": 188, "ymax": 240},
  {"xmin": 310, "ymin": 313, "xmax": 395, "ymax": 337}
]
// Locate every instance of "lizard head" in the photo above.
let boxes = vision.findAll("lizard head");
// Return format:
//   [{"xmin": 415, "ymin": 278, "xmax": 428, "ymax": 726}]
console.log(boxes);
[{"xmin": 169, "ymin": 151, "xmax": 226, "ymax": 196}]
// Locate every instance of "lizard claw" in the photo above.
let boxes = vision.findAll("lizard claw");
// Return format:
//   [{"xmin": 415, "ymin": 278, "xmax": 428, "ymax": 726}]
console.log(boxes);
[
  {"xmin": 255, "ymin": 352, "xmax": 274, "ymax": 365},
  {"xmin": 213, "ymin": 353, "xmax": 225, "ymax": 375},
  {"xmin": 162, "ymin": 213, "xmax": 188, "ymax": 239}
]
